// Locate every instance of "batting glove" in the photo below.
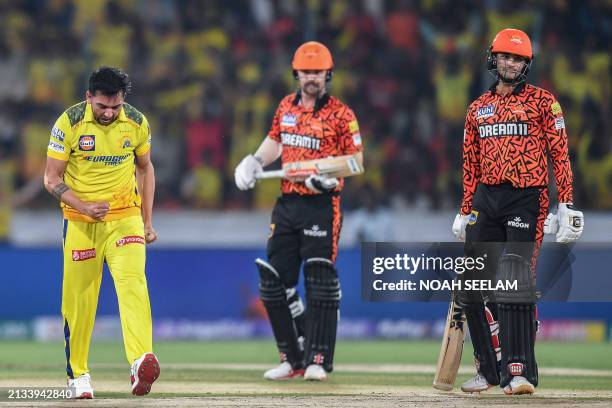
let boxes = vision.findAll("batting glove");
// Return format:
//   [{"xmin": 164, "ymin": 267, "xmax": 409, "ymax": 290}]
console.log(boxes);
[
  {"xmin": 543, "ymin": 213, "xmax": 559, "ymax": 235},
  {"xmin": 452, "ymin": 213, "xmax": 469, "ymax": 241},
  {"xmin": 234, "ymin": 154, "xmax": 263, "ymax": 190},
  {"xmin": 556, "ymin": 203, "xmax": 584, "ymax": 243},
  {"xmin": 305, "ymin": 175, "xmax": 339, "ymax": 193}
]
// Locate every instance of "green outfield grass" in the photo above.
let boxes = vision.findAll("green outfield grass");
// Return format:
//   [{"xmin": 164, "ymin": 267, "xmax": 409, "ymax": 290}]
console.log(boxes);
[{"xmin": 0, "ymin": 339, "xmax": 611, "ymax": 394}]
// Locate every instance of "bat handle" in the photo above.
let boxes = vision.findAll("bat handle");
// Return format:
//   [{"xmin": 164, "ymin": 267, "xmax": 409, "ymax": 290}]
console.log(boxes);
[{"xmin": 255, "ymin": 170, "xmax": 285, "ymax": 180}]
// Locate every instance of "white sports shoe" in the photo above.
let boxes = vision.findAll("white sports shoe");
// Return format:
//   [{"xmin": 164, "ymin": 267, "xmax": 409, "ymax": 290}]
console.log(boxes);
[
  {"xmin": 304, "ymin": 364, "xmax": 327, "ymax": 381},
  {"xmin": 461, "ymin": 372, "xmax": 494, "ymax": 393},
  {"xmin": 263, "ymin": 361, "xmax": 305, "ymax": 380},
  {"xmin": 503, "ymin": 375, "xmax": 535, "ymax": 395},
  {"xmin": 67, "ymin": 373, "xmax": 94, "ymax": 399},
  {"xmin": 131, "ymin": 352, "xmax": 160, "ymax": 396}
]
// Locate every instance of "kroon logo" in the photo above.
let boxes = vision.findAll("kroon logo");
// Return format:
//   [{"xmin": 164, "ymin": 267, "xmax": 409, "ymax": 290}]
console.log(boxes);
[
  {"xmin": 507, "ymin": 216, "xmax": 530, "ymax": 229},
  {"xmin": 116, "ymin": 236, "xmax": 145, "ymax": 247},
  {"xmin": 303, "ymin": 225, "xmax": 327, "ymax": 237},
  {"xmin": 79, "ymin": 135, "xmax": 95, "ymax": 151},
  {"xmin": 72, "ymin": 248, "xmax": 96, "ymax": 261}
]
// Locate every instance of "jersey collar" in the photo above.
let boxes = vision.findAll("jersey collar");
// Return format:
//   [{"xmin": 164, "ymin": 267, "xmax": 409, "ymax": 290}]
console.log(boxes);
[{"xmin": 488, "ymin": 80, "xmax": 527, "ymax": 96}]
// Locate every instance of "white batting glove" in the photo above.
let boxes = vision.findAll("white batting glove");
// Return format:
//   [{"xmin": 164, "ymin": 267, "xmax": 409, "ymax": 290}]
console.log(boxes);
[
  {"xmin": 452, "ymin": 213, "xmax": 469, "ymax": 241},
  {"xmin": 543, "ymin": 213, "xmax": 559, "ymax": 235},
  {"xmin": 556, "ymin": 203, "xmax": 584, "ymax": 243},
  {"xmin": 305, "ymin": 174, "xmax": 339, "ymax": 193},
  {"xmin": 234, "ymin": 154, "xmax": 263, "ymax": 190}
]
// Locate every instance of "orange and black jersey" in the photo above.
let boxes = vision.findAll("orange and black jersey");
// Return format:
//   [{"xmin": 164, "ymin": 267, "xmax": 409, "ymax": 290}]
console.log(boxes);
[
  {"xmin": 268, "ymin": 93, "xmax": 363, "ymax": 195},
  {"xmin": 460, "ymin": 82, "xmax": 573, "ymax": 215}
]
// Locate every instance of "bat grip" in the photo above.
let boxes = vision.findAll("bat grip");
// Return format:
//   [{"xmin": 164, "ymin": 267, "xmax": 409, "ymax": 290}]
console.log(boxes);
[{"xmin": 255, "ymin": 170, "xmax": 285, "ymax": 180}]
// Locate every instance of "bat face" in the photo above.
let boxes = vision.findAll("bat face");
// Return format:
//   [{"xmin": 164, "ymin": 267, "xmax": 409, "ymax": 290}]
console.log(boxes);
[{"xmin": 282, "ymin": 155, "xmax": 363, "ymax": 180}]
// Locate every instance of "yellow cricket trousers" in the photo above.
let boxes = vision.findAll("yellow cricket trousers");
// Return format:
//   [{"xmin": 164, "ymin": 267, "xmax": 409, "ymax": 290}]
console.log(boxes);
[{"xmin": 61, "ymin": 215, "xmax": 152, "ymax": 378}]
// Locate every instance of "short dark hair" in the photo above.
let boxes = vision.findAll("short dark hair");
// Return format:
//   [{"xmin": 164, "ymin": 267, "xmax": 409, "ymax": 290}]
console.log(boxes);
[{"xmin": 88, "ymin": 67, "xmax": 132, "ymax": 96}]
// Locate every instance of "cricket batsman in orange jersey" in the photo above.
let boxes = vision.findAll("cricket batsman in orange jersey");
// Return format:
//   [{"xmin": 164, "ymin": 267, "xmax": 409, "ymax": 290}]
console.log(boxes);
[
  {"xmin": 235, "ymin": 41, "xmax": 364, "ymax": 381},
  {"xmin": 451, "ymin": 29, "xmax": 584, "ymax": 395}
]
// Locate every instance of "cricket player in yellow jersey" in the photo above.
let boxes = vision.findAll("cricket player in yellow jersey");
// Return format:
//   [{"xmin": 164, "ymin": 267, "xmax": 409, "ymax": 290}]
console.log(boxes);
[{"xmin": 44, "ymin": 67, "xmax": 160, "ymax": 398}]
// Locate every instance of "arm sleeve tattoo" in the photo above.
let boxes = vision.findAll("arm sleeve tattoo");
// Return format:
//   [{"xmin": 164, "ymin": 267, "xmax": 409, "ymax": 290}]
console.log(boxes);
[{"xmin": 51, "ymin": 183, "xmax": 69, "ymax": 200}]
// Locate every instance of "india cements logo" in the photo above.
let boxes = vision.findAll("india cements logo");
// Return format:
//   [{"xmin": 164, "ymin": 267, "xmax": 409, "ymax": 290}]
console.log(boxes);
[{"xmin": 72, "ymin": 248, "xmax": 96, "ymax": 261}]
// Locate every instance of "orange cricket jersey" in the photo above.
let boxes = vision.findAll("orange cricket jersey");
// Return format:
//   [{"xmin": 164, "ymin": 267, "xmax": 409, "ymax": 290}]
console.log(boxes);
[
  {"xmin": 267, "ymin": 93, "xmax": 363, "ymax": 195},
  {"xmin": 460, "ymin": 82, "xmax": 573, "ymax": 215}
]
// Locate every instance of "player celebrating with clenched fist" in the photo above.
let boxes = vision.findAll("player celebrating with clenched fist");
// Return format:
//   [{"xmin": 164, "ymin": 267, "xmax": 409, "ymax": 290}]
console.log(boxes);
[
  {"xmin": 451, "ymin": 29, "xmax": 583, "ymax": 395},
  {"xmin": 44, "ymin": 67, "xmax": 160, "ymax": 398},
  {"xmin": 235, "ymin": 41, "xmax": 364, "ymax": 381}
]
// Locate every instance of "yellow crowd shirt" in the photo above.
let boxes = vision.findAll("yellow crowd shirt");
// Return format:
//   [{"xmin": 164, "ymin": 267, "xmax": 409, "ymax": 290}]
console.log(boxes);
[{"xmin": 47, "ymin": 101, "xmax": 151, "ymax": 222}]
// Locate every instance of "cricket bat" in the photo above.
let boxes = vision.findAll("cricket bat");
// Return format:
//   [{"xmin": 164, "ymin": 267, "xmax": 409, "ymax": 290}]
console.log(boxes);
[
  {"xmin": 255, "ymin": 153, "xmax": 364, "ymax": 180},
  {"xmin": 433, "ymin": 292, "xmax": 467, "ymax": 391}
]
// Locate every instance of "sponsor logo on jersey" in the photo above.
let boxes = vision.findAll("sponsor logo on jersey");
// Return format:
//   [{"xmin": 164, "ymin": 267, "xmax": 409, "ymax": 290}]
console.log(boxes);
[
  {"xmin": 78, "ymin": 135, "xmax": 96, "ymax": 151},
  {"xmin": 303, "ymin": 224, "xmax": 327, "ymax": 237},
  {"xmin": 72, "ymin": 248, "xmax": 96, "ymax": 261},
  {"xmin": 468, "ymin": 210, "xmax": 479, "ymax": 225},
  {"xmin": 551, "ymin": 101, "xmax": 562, "ymax": 115},
  {"xmin": 116, "ymin": 235, "xmax": 145, "ymax": 247},
  {"xmin": 48, "ymin": 141, "xmax": 65, "ymax": 153},
  {"xmin": 83, "ymin": 154, "xmax": 131, "ymax": 166},
  {"xmin": 281, "ymin": 132, "xmax": 321, "ymax": 150},
  {"xmin": 508, "ymin": 362, "xmax": 524, "ymax": 376},
  {"xmin": 51, "ymin": 126, "xmax": 65, "ymax": 142},
  {"xmin": 352, "ymin": 133, "xmax": 362, "ymax": 146},
  {"xmin": 554, "ymin": 116, "xmax": 565, "ymax": 130},
  {"xmin": 281, "ymin": 114, "xmax": 297, "ymax": 127},
  {"xmin": 478, "ymin": 122, "xmax": 529, "ymax": 138},
  {"xmin": 476, "ymin": 105, "xmax": 495, "ymax": 119},
  {"xmin": 507, "ymin": 216, "xmax": 530, "ymax": 229},
  {"xmin": 349, "ymin": 120, "xmax": 360, "ymax": 133}
]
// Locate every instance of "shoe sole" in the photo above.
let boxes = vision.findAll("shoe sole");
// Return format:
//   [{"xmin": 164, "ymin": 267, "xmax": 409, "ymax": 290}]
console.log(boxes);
[
  {"xmin": 132, "ymin": 353, "xmax": 160, "ymax": 396},
  {"xmin": 461, "ymin": 385, "xmax": 494, "ymax": 393},
  {"xmin": 504, "ymin": 384, "xmax": 535, "ymax": 395},
  {"xmin": 461, "ymin": 386, "xmax": 493, "ymax": 394},
  {"xmin": 264, "ymin": 369, "xmax": 305, "ymax": 381},
  {"xmin": 75, "ymin": 392, "xmax": 93, "ymax": 399},
  {"xmin": 304, "ymin": 373, "xmax": 327, "ymax": 381}
]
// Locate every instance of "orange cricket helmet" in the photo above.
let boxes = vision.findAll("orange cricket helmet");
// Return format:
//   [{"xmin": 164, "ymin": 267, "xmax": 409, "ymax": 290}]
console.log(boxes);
[
  {"xmin": 292, "ymin": 41, "xmax": 334, "ymax": 71},
  {"xmin": 490, "ymin": 28, "xmax": 532, "ymax": 59},
  {"xmin": 487, "ymin": 28, "xmax": 533, "ymax": 84}
]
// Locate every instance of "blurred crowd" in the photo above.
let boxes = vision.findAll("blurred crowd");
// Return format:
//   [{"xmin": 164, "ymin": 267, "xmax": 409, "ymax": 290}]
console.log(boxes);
[{"xmin": 0, "ymin": 0, "xmax": 610, "ymax": 239}]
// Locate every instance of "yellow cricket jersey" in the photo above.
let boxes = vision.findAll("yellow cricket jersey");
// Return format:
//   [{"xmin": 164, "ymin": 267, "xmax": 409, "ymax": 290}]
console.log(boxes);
[{"xmin": 47, "ymin": 101, "xmax": 151, "ymax": 222}]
